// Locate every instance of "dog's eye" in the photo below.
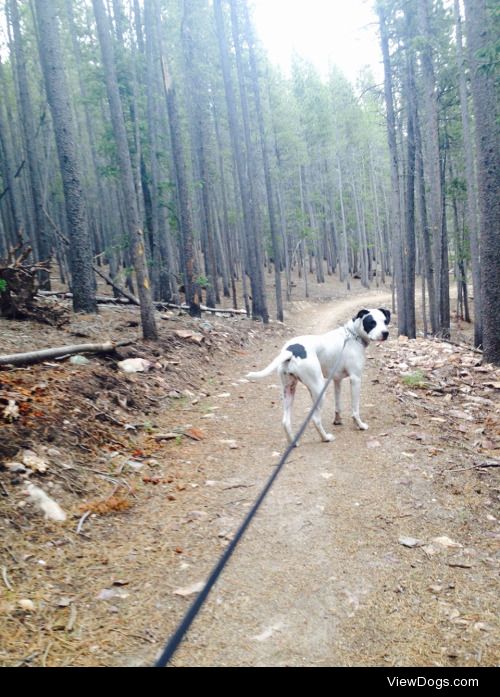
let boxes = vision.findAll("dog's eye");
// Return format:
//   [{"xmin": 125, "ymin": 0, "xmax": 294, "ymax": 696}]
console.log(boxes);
[{"xmin": 384, "ymin": 319, "xmax": 389, "ymax": 325}]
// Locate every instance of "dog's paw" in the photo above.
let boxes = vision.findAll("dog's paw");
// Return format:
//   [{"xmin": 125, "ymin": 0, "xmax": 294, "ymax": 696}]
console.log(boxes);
[
  {"xmin": 352, "ymin": 416, "xmax": 368, "ymax": 430},
  {"xmin": 323, "ymin": 433, "xmax": 335, "ymax": 442},
  {"xmin": 333, "ymin": 414, "xmax": 342, "ymax": 426}
]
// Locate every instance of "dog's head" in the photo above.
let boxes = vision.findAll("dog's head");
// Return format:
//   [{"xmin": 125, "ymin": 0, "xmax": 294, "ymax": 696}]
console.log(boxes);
[{"xmin": 352, "ymin": 308, "xmax": 390, "ymax": 342}]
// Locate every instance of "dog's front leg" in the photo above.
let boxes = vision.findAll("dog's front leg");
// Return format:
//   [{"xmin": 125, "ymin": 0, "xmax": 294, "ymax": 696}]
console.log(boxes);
[
  {"xmin": 306, "ymin": 375, "xmax": 334, "ymax": 442},
  {"xmin": 333, "ymin": 379, "xmax": 342, "ymax": 425},
  {"xmin": 350, "ymin": 375, "xmax": 368, "ymax": 430}
]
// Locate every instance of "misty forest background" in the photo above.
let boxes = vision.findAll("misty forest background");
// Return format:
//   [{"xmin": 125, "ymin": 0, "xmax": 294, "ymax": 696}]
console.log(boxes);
[{"xmin": 0, "ymin": 0, "xmax": 498, "ymax": 362}]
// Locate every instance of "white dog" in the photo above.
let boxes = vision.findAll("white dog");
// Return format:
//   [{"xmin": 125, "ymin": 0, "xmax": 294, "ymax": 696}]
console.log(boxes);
[{"xmin": 247, "ymin": 308, "xmax": 390, "ymax": 444}]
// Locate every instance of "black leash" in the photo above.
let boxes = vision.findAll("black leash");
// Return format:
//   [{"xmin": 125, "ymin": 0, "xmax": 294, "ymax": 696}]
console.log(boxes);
[{"xmin": 154, "ymin": 336, "xmax": 350, "ymax": 667}]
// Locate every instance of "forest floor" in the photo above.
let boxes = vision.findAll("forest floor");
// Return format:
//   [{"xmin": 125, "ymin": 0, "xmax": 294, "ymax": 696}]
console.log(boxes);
[{"xmin": 0, "ymin": 275, "xmax": 499, "ymax": 667}]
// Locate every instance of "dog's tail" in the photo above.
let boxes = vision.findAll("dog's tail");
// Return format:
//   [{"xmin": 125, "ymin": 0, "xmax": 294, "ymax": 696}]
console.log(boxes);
[{"xmin": 246, "ymin": 350, "xmax": 291, "ymax": 379}]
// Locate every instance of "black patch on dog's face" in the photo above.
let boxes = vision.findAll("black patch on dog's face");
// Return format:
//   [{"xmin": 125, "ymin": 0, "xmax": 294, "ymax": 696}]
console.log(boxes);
[
  {"xmin": 379, "ymin": 308, "xmax": 391, "ymax": 325},
  {"xmin": 362, "ymin": 314, "xmax": 377, "ymax": 336},
  {"xmin": 353, "ymin": 308, "xmax": 370, "ymax": 322},
  {"xmin": 286, "ymin": 343, "xmax": 307, "ymax": 359}
]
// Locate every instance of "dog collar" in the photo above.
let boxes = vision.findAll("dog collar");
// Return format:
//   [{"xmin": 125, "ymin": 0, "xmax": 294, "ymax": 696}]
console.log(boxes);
[{"xmin": 344, "ymin": 324, "xmax": 368, "ymax": 347}]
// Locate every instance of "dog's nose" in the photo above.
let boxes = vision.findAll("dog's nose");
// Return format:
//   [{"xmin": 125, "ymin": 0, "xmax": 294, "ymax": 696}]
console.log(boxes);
[{"xmin": 382, "ymin": 331, "xmax": 389, "ymax": 341}]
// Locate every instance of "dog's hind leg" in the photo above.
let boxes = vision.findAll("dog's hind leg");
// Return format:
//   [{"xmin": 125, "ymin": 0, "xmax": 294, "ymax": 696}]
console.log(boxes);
[
  {"xmin": 333, "ymin": 378, "xmax": 342, "ymax": 425},
  {"xmin": 350, "ymin": 374, "xmax": 368, "ymax": 430},
  {"xmin": 280, "ymin": 371, "xmax": 298, "ymax": 444},
  {"xmin": 302, "ymin": 360, "xmax": 334, "ymax": 442}
]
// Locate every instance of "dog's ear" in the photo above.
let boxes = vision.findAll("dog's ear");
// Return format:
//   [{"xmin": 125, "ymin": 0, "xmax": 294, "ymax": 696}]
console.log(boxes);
[
  {"xmin": 353, "ymin": 308, "xmax": 370, "ymax": 322},
  {"xmin": 379, "ymin": 308, "xmax": 391, "ymax": 323}
]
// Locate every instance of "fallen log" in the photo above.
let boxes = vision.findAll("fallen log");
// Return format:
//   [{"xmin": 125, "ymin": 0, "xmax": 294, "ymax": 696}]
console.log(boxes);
[
  {"xmin": 36, "ymin": 291, "xmax": 246, "ymax": 315},
  {"xmin": 157, "ymin": 302, "xmax": 247, "ymax": 315},
  {"xmin": 38, "ymin": 291, "xmax": 130, "ymax": 304},
  {"xmin": 37, "ymin": 292, "xmax": 246, "ymax": 315},
  {"xmin": 0, "ymin": 340, "xmax": 132, "ymax": 367}
]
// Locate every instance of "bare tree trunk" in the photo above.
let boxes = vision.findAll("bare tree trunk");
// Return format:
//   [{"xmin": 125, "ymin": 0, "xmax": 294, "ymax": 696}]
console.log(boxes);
[
  {"xmin": 9, "ymin": 0, "xmax": 51, "ymax": 287},
  {"xmin": 377, "ymin": 2, "xmax": 404, "ymax": 333},
  {"xmin": 0, "ymin": 58, "xmax": 24, "ymax": 246},
  {"xmin": 403, "ymin": 4, "xmax": 417, "ymax": 338},
  {"xmin": 226, "ymin": 0, "xmax": 268, "ymax": 322},
  {"xmin": 418, "ymin": 0, "xmax": 448, "ymax": 335},
  {"xmin": 159, "ymin": 51, "xmax": 202, "ymax": 318},
  {"xmin": 454, "ymin": 0, "xmax": 482, "ymax": 347},
  {"xmin": 369, "ymin": 147, "xmax": 385, "ymax": 285},
  {"xmin": 35, "ymin": 1, "xmax": 96, "ymax": 314},
  {"xmin": 337, "ymin": 160, "xmax": 350, "ymax": 290},
  {"xmin": 244, "ymin": 3, "xmax": 283, "ymax": 321},
  {"xmin": 92, "ymin": 0, "xmax": 158, "ymax": 339},
  {"xmin": 464, "ymin": 0, "xmax": 500, "ymax": 364},
  {"xmin": 415, "ymin": 115, "xmax": 438, "ymax": 334},
  {"xmin": 181, "ymin": 0, "xmax": 218, "ymax": 309}
]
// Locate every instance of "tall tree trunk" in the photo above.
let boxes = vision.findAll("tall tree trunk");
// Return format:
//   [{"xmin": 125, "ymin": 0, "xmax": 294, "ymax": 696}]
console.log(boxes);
[
  {"xmin": 244, "ymin": 2, "xmax": 283, "ymax": 321},
  {"xmin": 403, "ymin": 3, "xmax": 417, "ymax": 338},
  {"xmin": 144, "ymin": 0, "xmax": 173, "ymax": 302},
  {"xmin": 418, "ymin": 0, "xmax": 448, "ymax": 335},
  {"xmin": 181, "ymin": 0, "xmax": 218, "ymax": 309},
  {"xmin": 226, "ymin": 0, "xmax": 268, "ymax": 322},
  {"xmin": 454, "ymin": 0, "xmax": 482, "ymax": 347},
  {"xmin": 369, "ymin": 147, "xmax": 385, "ymax": 285},
  {"xmin": 35, "ymin": 1, "xmax": 96, "ymax": 314},
  {"xmin": 9, "ymin": 0, "xmax": 51, "ymax": 287},
  {"xmin": 0, "ymin": 59, "xmax": 24, "ymax": 246},
  {"xmin": 415, "ymin": 116, "xmax": 437, "ymax": 334},
  {"xmin": 377, "ymin": 2, "xmax": 404, "ymax": 333},
  {"xmin": 92, "ymin": 0, "xmax": 158, "ymax": 339},
  {"xmin": 337, "ymin": 160, "xmax": 350, "ymax": 290},
  {"xmin": 159, "ymin": 52, "xmax": 202, "ymax": 317},
  {"xmin": 464, "ymin": 0, "xmax": 500, "ymax": 364}
]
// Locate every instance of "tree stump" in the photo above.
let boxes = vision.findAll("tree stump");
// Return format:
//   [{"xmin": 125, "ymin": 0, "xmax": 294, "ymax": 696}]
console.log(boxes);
[{"xmin": 0, "ymin": 265, "xmax": 69, "ymax": 326}]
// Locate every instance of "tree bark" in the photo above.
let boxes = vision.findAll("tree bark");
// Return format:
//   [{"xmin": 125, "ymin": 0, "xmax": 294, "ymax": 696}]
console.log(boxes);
[
  {"xmin": 9, "ymin": 0, "xmax": 51, "ymax": 287},
  {"xmin": 215, "ymin": 0, "xmax": 268, "ymax": 322},
  {"xmin": 35, "ymin": 1, "xmax": 97, "ymax": 314},
  {"xmin": 377, "ymin": 2, "xmax": 405, "ymax": 333},
  {"xmin": 417, "ymin": 0, "xmax": 449, "ymax": 335},
  {"xmin": 454, "ymin": 0, "xmax": 482, "ymax": 347},
  {"xmin": 92, "ymin": 0, "xmax": 158, "ymax": 339},
  {"xmin": 464, "ymin": 0, "xmax": 500, "ymax": 363},
  {"xmin": 244, "ymin": 3, "xmax": 283, "ymax": 321}
]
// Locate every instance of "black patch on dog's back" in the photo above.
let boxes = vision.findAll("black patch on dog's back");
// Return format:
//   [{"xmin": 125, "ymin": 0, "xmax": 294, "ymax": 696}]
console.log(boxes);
[
  {"xmin": 362, "ymin": 314, "xmax": 377, "ymax": 335},
  {"xmin": 286, "ymin": 343, "xmax": 307, "ymax": 359}
]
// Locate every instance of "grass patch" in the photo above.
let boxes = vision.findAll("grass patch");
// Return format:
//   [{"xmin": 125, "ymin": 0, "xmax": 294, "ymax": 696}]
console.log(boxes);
[{"xmin": 402, "ymin": 370, "xmax": 428, "ymax": 388}]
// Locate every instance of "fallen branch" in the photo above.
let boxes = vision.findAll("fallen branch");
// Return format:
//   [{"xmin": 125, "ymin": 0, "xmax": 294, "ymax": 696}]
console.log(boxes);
[
  {"xmin": 1, "ymin": 566, "xmax": 13, "ymax": 591},
  {"xmin": 0, "ymin": 340, "xmax": 132, "ymax": 367},
  {"xmin": 38, "ymin": 291, "xmax": 246, "ymax": 315},
  {"xmin": 433, "ymin": 336, "xmax": 483, "ymax": 356},
  {"xmin": 92, "ymin": 266, "xmax": 139, "ymax": 305},
  {"xmin": 76, "ymin": 510, "xmax": 91, "ymax": 535},
  {"xmin": 158, "ymin": 302, "xmax": 247, "ymax": 315},
  {"xmin": 443, "ymin": 460, "xmax": 500, "ymax": 473},
  {"xmin": 39, "ymin": 291, "xmax": 130, "ymax": 304}
]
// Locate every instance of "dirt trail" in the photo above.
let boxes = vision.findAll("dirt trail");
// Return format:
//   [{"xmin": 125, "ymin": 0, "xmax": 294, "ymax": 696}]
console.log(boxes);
[
  {"xmin": 4, "ymin": 285, "xmax": 496, "ymax": 667},
  {"xmin": 119, "ymin": 288, "xmax": 496, "ymax": 667}
]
